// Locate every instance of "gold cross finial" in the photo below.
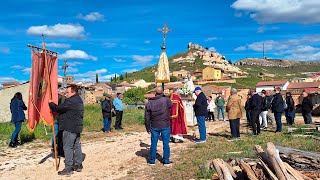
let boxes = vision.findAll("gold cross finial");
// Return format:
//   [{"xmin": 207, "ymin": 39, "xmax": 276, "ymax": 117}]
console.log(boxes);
[{"xmin": 158, "ymin": 23, "xmax": 172, "ymax": 51}]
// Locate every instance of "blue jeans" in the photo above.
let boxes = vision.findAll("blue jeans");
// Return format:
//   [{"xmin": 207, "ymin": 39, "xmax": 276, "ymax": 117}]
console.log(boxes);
[
  {"xmin": 51, "ymin": 120, "xmax": 59, "ymax": 148},
  {"xmin": 302, "ymin": 112, "xmax": 312, "ymax": 124},
  {"xmin": 285, "ymin": 110, "xmax": 295, "ymax": 125},
  {"xmin": 103, "ymin": 117, "xmax": 111, "ymax": 131},
  {"xmin": 196, "ymin": 116, "xmax": 206, "ymax": 141},
  {"xmin": 11, "ymin": 121, "xmax": 22, "ymax": 142},
  {"xmin": 246, "ymin": 111, "xmax": 251, "ymax": 124},
  {"xmin": 274, "ymin": 112, "xmax": 283, "ymax": 132},
  {"xmin": 150, "ymin": 127, "xmax": 170, "ymax": 164},
  {"xmin": 217, "ymin": 106, "xmax": 225, "ymax": 120}
]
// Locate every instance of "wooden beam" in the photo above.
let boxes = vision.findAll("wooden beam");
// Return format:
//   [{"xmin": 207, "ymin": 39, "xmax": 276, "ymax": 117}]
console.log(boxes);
[{"xmin": 27, "ymin": 44, "xmax": 58, "ymax": 55}]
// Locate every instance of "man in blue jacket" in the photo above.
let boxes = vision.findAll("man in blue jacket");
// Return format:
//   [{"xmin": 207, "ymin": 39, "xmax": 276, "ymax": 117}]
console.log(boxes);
[
  {"xmin": 193, "ymin": 87, "xmax": 208, "ymax": 143},
  {"xmin": 113, "ymin": 93, "xmax": 124, "ymax": 130},
  {"xmin": 145, "ymin": 89, "xmax": 172, "ymax": 166}
]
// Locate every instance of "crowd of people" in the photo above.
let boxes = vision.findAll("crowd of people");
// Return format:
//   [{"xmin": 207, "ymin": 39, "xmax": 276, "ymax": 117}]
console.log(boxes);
[{"xmin": 8, "ymin": 84, "xmax": 317, "ymax": 173}]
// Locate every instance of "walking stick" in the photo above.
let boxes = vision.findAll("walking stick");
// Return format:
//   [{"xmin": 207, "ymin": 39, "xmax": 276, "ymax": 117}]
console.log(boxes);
[{"xmin": 42, "ymin": 34, "xmax": 59, "ymax": 171}]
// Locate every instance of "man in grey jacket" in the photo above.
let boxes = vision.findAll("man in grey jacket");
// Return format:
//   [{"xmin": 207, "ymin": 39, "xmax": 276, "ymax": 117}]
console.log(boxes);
[{"xmin": 145, "ymin": 89, "xmax": 172, "ymax": 166}]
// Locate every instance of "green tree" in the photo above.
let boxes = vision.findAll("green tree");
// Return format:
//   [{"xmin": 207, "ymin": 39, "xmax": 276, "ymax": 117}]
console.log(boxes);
[
  {"xmin": 114, "ymin": 74, "xmax": 117, "ymax": 82},
  {"xmin": 119, "ymin": 74, "xmax": 124, "ymax": 81},
  {"xmin": 110, "ymin": 77, "xmax": 113, "ymax": 82},
  {"xmin": 123, "ymin": 87, "xmax": 146, "ymax": 104},
  {"xmin": 170, "ymin": 76, "xmax": 179, "ymax": 82},
  {"xmin": 125, "ymin": 72, "xmax": 128, "ymax": 79},
  {"xmin": 96, "ymin": 73, "xmax": 99, "ymax": 83},
  {"xmin": 228, "ymin": 60, "xmax": 232, "ymax": 64}
]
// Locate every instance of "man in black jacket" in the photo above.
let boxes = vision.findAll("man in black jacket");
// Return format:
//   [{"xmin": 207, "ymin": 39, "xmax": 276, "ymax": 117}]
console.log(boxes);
[
  {"xmin": 285, "ymin": 92, "xmax": 295, "ymax": 125},
  {"xmin": 193, "ymin": 87, "xmax": 208, "ymax": 143},
  {"xmin": 301, "ymin": 91, "xmax": 313, "ymax": 124},
  {"xmin": 145, "ymin": 89, "xmax": 172, "ymax": 166},
  {"xmin": 49, "ymin": 85, "xmax": 84, "ymax": 175},
  {"xmin": 101, "ymin": 94, "xmax": 112, "ymax": 133},
  {"xmin": 249, "ymin": 89, "xmax": 262, "ymax": 135},
  {"xmin": 271, "ymin": 87, "xmax": 284, "ymax": 133}
]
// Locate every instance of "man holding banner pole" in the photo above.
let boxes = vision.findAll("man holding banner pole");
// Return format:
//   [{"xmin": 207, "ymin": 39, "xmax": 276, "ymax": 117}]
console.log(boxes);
[{"xmin": 49, "ymin": 84, "xmax": 84, "ymax": 175}]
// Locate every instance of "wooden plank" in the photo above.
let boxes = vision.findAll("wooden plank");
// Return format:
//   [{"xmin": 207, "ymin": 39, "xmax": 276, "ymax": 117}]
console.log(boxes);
[
  {"xmin": 212, "ymin": 159, "xmax": 225, "ymax": 180},
  {"xmin": 284, "ymin": 162, "xmax": 312, "ymax": 180},
  {"xmin": 258, "ymin": 158, "xmax": 278, "ymax": 180},
  {"xmin": 266, "ymin": 143, "xmax": 287, "ymax": 180},
  {"xmin": 239, "ymin": 159, "xmax": 258, "ymax": 180}
]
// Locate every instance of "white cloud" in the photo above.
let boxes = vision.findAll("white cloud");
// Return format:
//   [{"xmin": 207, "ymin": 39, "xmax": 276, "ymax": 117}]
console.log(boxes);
[
  {"xmin": 257, "ymin": 26, "xmax": 279, "ymax": 33},
  {"xmin": 73, "ymin": 69, "xmax": 117, "ymax": 82},
  {"xmin": 285, "ymin": 52, "xmax": 320, "ymax": 61},
  {"xmin": 205, "ymin": 37, "xmax": 218, "ymax": 42},
  {"xmin": 73, "ymin": 69, "xmax": 107, "ymax": 78},
  {"xmin": 10, "ymin": 65, "xmax": 24, "ymax": 69},
  {"xmin": 0, "ymin": 47, "xmax": 10, "ymax": 54},
  {"xmin": 60, "ymin": 50, "xmax": 97, "ymax": 61},
  {"xmin": 231, "ymin": 0, "xmax": 320, "ymax": 24},
  {"xmin": 121, "ymin": 69, "xmax": 138, "ymax": 73},
  {"xmin": 234, "ymin": 46, "xmax": 247, "ymax": 51},
  {"xmin": 77, "ymin": 12, "xmax": 105, "ymax": 22},
  {"xmin": 208, "ymin": 47, "xmax": 216, "ymax": 52},
  {"xmin": 144, "ymin": 40, "xmax": 151, "ymax": 44},
  {"xmin": 235, "ymin": 34, "xmax": 320, "ymax": 61},
  {"xmin": 26, "ymin": 23, "xmax": 85, "ymax": 39},
  {"xmin": 46, "ymin": 43, "xmax": 71, "ymax": 49},
  {"xmin": 10, "ymin": 65, "xmax": 31, "ymax": 74},
  {"xmin": 66, "ymin": 67, "xmax": 78, "ymax": 73},
  {"xmin": 103, "ymin": 42, "xmax": 117, "ymax": 48},
  {"xmin": 22, "ymin": 68, "xmax": 31, "ymax": 74},
  {"xmin": 67, "ymin": 61, "xmax": 83, "ymax": 66},
  {"xmin": 113, "ymin": 58, "xmax": 126, "ymax": 62},
  {"xmin": 132, "ymin": 55, "xmax": 156, "ymax": 64}
]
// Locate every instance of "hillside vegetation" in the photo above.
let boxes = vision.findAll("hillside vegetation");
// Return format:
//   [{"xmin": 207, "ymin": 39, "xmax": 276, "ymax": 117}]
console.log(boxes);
[{"xmin": 118, "ymin": 50, "xmax": 320, "ymax": 88}]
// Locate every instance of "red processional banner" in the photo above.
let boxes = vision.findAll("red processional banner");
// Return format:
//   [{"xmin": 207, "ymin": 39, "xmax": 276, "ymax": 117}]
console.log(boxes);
[{"xmin": 27, "ymin": 50, "xmax": 58, "ymax": 131}]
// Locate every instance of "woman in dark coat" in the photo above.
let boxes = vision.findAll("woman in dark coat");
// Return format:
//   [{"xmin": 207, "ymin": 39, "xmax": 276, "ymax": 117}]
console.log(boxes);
[{"xmin": 9, "ymin": 92, "xmax": 27, "ymax": 148}]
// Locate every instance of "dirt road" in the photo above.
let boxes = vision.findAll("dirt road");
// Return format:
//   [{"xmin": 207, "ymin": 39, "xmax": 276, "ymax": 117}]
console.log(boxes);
[{"xmin": 0, "ymin": 120, "xmax": 231, "ymax": 180}]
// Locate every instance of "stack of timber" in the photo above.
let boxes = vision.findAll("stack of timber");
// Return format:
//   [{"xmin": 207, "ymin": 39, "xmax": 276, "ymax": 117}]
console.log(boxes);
[{"xmin": 211, "ymin": 142, "xmax": 320, "ymax": 180}]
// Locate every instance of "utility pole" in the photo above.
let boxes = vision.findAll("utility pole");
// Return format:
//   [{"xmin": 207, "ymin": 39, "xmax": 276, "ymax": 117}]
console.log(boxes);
[
  {"xmin": 62, "ymin": 59, "xmax": 68, "ymax": 88},
  {"xmin": 263, "ymin": 42, "xmax": 265, "ymax": 59}
]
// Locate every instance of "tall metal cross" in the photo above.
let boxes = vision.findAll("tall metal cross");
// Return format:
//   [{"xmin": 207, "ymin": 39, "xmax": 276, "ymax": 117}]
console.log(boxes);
[
  {"xmin": 158, "ymin": 23, "xmax": 172, "ymax": 51},
  {"xmin": 62, "ymin": 59, "xmax": 68, "ymax": 88}
]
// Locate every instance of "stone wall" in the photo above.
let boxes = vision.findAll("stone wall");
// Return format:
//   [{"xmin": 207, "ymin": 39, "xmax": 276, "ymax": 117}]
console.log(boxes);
[{"xmin": 0, "ymin": 83, "xmax": 30, "ymax": 123}]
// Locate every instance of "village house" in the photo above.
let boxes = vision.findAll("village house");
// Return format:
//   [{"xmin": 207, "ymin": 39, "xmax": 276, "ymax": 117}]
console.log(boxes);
[
  {"xmin": 202, "ymin": 67, "xmax": 222, "ymax": 81},
  {"xmin": 130, "ymin": 79, "xmax": 151, "ymax": 88},
  {"xmin": 256, "ymin": 80, "xmax": 289, "ymax": 92},
  {"xmin": 171, "ymin": 69, "xmax": 189, "ymax": 79},
  {"xmin": 192, "ymin": 69, "xmax": 202, "ymax": 77},
  {"xmin": 201, "ymin": 84, "xmax": 231, "ymax": 99},
  {"xmin": 310, "ymin": 74, "xmax": 320, "ymax": 82},
  {"xmin": 57, "ymin": 75, "xmax": 74, "ymax": 86}
]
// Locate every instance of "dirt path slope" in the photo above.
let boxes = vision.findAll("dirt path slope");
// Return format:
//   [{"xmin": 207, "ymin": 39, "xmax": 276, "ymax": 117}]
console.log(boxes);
[{"xmin": 0, "ymin": 121, "xmax": 230, "ymax": 180}]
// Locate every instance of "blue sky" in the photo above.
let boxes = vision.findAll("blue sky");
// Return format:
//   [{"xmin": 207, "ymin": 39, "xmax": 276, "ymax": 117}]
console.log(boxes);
[{"xmin": 1, "ymin": 0, "xmax": 320, "ymax": 84}]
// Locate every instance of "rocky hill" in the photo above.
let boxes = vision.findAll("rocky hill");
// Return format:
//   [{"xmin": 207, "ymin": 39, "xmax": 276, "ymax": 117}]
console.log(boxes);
[
  {"xmin": 170, "ymin": 42, "xmax": 245, "ymax": 75},
  {"xmin": 235, "ymin": 58, "xmax": 301, "ymax": 67}
]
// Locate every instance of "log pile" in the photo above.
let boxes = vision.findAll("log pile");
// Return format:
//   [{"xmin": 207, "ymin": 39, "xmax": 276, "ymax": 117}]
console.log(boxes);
[{"xmin": 211, "ymin": 142, "xmax": 319, "ymax": 180}]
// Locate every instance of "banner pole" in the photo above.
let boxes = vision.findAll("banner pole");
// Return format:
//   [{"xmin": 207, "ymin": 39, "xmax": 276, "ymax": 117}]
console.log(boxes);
[{"xmin": 42, "ymin": 34, "xmax": 59, "ymax": 171}]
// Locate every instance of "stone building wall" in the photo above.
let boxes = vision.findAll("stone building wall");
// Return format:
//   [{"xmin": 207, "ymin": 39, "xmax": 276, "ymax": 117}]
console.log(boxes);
[{"xmin": 0, "ymin": 83, "xmax": 30, "ymax": 123}]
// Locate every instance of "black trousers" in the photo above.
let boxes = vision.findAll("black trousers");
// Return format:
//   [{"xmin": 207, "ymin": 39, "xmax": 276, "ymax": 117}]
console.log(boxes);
[
  {"xmin": 250, "ymin": 110, "xmax": 261, "ymax": 135},
  {"xmin": 207, "ymin": 111, "xmax": 214, "ymax": 121},
  {"xmin": 229, "ymin": 118, "xmax": 240, "ymax": 138},
  {"xmin": 115, "ymin": 110, "xmax": 123, "ymax": 128}
]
